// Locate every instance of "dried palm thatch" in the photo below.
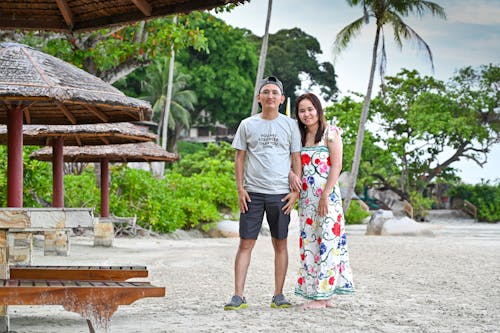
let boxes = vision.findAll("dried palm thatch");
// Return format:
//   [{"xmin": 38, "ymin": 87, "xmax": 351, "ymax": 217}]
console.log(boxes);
[
  {"xmin": 0, "ymin": 122, "xmax": 157, "ymax": 146},
  {"xmin": 0, "ymin": 0, "xmax": 248, "ymax": 33},
  {"xmin": 0, "ymin": 42, "xmax": 152, "ymax": 125},
  {"xmin": 31, "ymin": 141, "xmax": 179, "ymax": 162}
]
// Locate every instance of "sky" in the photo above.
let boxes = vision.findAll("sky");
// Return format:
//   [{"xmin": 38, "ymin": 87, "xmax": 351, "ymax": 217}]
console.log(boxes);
[{"xmin": 214, "ymin": 0, "xmax": 500, "ymax": 184}]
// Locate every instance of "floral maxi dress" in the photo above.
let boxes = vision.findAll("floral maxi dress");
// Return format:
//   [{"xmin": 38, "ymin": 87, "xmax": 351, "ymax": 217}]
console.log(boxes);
[{"xmin": 295, "ymin": 126, "xmax": 355, "ymax": 300}]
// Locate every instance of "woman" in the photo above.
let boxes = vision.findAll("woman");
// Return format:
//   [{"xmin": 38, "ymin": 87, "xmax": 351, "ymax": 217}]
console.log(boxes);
[{"xmin": 294, "ymin": 93, "xmax": 355, "ymax": 309}]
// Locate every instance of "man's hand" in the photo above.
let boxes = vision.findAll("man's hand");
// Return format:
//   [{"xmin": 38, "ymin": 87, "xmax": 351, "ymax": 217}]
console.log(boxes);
[
  {"xmin": 281, "ymin": 191, "xmax": 299, "ymax": 215},
  {"xmin": 238, "ymin": 188, "xmax": 251, "ymax": 213}
]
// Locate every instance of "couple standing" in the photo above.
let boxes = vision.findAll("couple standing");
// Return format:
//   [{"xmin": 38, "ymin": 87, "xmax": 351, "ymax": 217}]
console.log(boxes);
[{"xmin": 225, "ymin": 76, "xmax": 354, "ymax": 310}]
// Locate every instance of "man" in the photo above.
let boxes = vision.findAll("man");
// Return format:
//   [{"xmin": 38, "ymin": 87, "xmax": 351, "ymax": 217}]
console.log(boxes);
[{"xmin": 224, "ymin": 76, "xmax": 302, "ymax": 310}]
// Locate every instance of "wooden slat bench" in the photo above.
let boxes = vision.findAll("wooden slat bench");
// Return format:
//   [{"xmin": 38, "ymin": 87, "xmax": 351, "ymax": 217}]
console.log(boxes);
[
  {"xmin": 10, "ymin": 265, "xmax": 148, "ymax": 281},
  {"xmin": 0, "ymin": 279, "xmax": 165, "ymax": 332}
]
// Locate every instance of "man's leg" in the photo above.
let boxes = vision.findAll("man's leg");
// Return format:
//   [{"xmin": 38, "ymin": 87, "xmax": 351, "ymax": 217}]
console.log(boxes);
[
  {"xmin": 271, "ymin": 237, "xmax": 288, "ymax": 296},
  {"xmin": 234, "ymin": 238, "xmax": 257, "ymax": 296}
]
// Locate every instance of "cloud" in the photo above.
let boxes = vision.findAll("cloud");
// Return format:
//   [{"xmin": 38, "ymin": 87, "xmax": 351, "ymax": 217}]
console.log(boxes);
[{"xmin": 446, "ymin": 2, "xmax": 500, "ymax": 25}]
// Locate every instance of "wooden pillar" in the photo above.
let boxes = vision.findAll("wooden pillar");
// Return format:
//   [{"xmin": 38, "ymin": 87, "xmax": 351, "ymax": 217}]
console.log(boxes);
[
  {"xmin": 7, "ymin": 107, "xmax": 23, "ymax": 208},
  {"xmin": 100, "ymin": 159, "xmax": 110, "ymax": 218},
  {"xmin": 52, "ymin": 137, "xmax": 65, "ymax": 208}
]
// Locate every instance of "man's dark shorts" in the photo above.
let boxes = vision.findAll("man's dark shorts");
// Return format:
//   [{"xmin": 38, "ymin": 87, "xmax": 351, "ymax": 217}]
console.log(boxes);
[{"xmin": 239, "ymin": 192, "xmax": 291, "ymax": 240}]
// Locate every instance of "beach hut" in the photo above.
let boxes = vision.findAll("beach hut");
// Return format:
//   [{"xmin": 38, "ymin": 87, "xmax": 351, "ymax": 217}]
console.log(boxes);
[
  {"xmin": 0, "ymin": 42, "xmax": 152, "ymax": 207},
  {"xmin": 0, "ymin": 0, "xmax": 248, "ymax": 33},
  {"xmin": 30, "ymin": 142, "xmax": 179, "ymax": 217},
  {"xmin": 0, "ymin": 122, "xmax": 157, "ymax": 207}
]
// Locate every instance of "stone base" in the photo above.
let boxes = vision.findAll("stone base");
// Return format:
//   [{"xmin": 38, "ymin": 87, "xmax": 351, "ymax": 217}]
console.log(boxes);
[
  {"xmin": 44, "ymin": 230, "xmax": 70, "ymax": 256},
  {"xmin": 94, "ymin": 222, "xmax": 114, "ymax": 247},
  {"xmin": 0, "ymin": 314, "xmax": 9, "ymax": 333}
]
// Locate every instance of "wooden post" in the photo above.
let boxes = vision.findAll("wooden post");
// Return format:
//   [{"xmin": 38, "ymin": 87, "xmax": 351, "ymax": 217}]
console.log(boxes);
[
  {"xmin": 52, "ymin": 137, "xmax": 65, "ymax": 208},
  {"xmin": 100, "ymin": 159, "xmax": 110, "ymax": 218},
  {"xmin": 7, "ymin": 106, "xmax": 23, "ymax": 207}
]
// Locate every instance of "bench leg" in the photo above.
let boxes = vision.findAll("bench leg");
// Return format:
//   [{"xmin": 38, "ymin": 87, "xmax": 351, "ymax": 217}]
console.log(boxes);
[
  {"xmin": 0, "ymin": 231, "xmax": 9, "ymax": 333},
  {"xmin": 63, "ymin": 300, "xmax": 118, "ymax": 332},
  {"xmin": 86, "ymin": 319, "xmax": 96, "ymax": 333},
  {"xmin": 44, "ymin": 230, "xmax": 70, "ymax": 256},
  {"xmin": 8, "ymin": 232, "xmax": 32, "ymax": 265}
]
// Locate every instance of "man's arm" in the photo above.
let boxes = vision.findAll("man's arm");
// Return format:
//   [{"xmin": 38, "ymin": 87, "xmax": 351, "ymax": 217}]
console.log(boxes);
[
  {"xmin": 235, "ymin": 149, "xmax": 250, "ymax": 213},
  {"xmin": 282, "ymin": 151, "xmax": 302, "ymax": 214}
]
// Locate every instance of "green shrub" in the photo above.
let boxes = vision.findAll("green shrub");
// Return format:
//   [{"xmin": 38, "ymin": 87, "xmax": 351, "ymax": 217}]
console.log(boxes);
[
  {"xmin": 409, "ymin": 191, "xmax": 434, "ymax": 221},
  {"xmin": 345, "ymin": 200, "xmax": 371, "ymax": 224},
  {"xmin": 447, "ymin": 181, "xmax": 500, "ymax": 222}
]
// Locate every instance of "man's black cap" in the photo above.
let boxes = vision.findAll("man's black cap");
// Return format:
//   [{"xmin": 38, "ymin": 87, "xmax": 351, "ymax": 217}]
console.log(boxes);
[{"xmin": 259, "ymin": 76, "xmax": 283, "ymax": 94}]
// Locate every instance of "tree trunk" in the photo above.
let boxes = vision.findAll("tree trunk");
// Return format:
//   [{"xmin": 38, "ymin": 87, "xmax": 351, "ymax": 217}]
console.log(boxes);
[
  {"xmin": 159, "ymin": 16, "xmax": 177, "ymax": 178},
  {"xmin": 343, "ymin": 26, "xmax": 381, "ymax": 213},
  {"xmin": 251, "ymin": 0, "xmax": 273, "ymax": 115}
]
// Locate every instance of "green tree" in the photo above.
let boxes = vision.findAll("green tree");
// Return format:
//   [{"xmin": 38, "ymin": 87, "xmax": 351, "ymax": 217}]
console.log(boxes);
[
  {"xmin": 264, "ymin": 28, "xmax": 338, "ymax": 108},
  {"xmin": 370, "ymin": 66, "xmax": 499, "ymax": 201},
  {"xmin": 334, "ymin": 0, "xmax": 446, "ymax": 211},
  {"xmin": 7, "ymin": 15, "xmax": 208, "ymax": 83},
  {"xmin": 325, "ymin": 96, "xmax": 397, "ymax": 193},
  {"xmin": 176, "ymin": 12, "xmax": 258, "ymax": 128},
  {"xmin": 141, "ymin": 57, "xmax": 197, "ymax": 151}
]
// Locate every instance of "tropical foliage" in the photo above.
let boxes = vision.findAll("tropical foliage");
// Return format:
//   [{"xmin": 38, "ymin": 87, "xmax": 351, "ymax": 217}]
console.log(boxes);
[
  {"xmin": 447, "ymin": 181, "xmax": 500, "ymax": 222},
  {"xmin": 334, "ymin": 0, "xmax": 446, "ymax": 211},
  {"xmin": 140, "ymin": 58, "xmax": 197, "ymax": 151}
]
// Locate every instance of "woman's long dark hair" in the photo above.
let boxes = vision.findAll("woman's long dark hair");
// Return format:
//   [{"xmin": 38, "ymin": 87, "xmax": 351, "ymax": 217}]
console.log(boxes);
[{"xmin": 295, "ymin": 93, "xmax": 327, "ymax": 146}]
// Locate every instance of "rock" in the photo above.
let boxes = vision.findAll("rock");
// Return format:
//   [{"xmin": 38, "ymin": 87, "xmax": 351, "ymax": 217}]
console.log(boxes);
[
  {"xmin": 365, "ymin": 210, "xmax": 394, "ymax": 235},
  {"xmin": 381, "ymin": 216, "xmax": 436, "ymax": 237},
  {"xmin": 209, "ymin": 220, "xmax": 240, "ymax": 238}
]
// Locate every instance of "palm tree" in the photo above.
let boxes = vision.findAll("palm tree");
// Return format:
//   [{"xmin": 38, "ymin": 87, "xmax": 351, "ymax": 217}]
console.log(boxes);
[
  {"xmin": 251, "ymin": 0, "xmax": 273, "ymax": 115},
  {"xmin": 142, "ymin": 57, "xmax": 197, "ymax": 152},
  {"xmin": 335, "ymin": 0, "xmax": 446, "ymax": 212}
]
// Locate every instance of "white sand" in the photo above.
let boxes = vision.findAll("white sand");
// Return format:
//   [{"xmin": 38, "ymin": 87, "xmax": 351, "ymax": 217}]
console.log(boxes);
[{"xmin": 8, "ymin": 221, "xmax": 500, "ymax": 333}]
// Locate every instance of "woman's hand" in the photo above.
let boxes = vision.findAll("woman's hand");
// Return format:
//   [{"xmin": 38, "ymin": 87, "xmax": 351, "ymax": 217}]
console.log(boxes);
[
  {"xmin": 318, "ymin": 192, "xmax": 329, "ymax": 217},
  {"xmin": 289, "ymin": 171, "xmax": 302, "ymax": 192}
]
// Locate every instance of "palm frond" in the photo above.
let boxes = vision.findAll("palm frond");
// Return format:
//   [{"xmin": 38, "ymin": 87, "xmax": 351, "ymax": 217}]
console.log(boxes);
[
  {"xmin": 333, "ymin": 16, "xmax": 366, "ymax": 56},
  {"xmin": 388, "ymin": 10, "xmax": 435, "ymax": 72}
]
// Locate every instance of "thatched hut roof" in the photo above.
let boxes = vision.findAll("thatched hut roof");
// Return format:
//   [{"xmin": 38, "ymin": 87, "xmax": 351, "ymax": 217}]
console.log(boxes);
[
  {"xmin": 0, "ymin": 122, "xmax": 157, "ymax": 146},
  {"xmin": 30, "ymin": 141, "xmax": 179, "ymax": 163},
  {"xmin": 0, "ymin": 42, "xmax": 152, "ymax": 125},
  {"xmin": 0, "ymin": 0, "xmax": 249, "ymax": 33}
]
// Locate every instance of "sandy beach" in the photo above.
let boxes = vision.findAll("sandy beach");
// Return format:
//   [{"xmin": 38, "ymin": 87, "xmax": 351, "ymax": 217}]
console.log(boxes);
[{"xmin": 7, "ymin": 218, "xmax": 500, "ymax": 333}]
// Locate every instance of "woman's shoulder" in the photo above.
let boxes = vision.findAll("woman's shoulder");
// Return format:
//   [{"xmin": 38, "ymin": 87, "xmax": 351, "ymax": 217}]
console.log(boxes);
[
  {"xmin": 322, "ymin": 124, "xmax": 343, "ymax": 144},
  {"xmin": 326, "ymin": 124, "xmax": 343, "ymax": 135}
]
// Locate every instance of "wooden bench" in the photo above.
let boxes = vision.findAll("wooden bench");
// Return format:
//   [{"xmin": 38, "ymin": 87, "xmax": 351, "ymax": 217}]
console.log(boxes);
[
  {"xmin": 0, "ymin": 279, "xmax": 165, "ymax": 332},
  {"xmin": 10, "ymin": 265, "xmax": 148, "ymax": 281}
]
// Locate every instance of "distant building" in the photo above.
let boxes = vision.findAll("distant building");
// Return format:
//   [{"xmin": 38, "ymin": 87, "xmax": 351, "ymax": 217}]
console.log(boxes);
[{"xmin": 183, "ymin": 121, "xmax": 236, "ymax": 144}]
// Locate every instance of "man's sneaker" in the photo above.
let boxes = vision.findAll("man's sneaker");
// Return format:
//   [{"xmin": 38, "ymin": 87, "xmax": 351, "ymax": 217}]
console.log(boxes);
[
  {"xmin": 224, "ymin": 295, "xmax": 248, "ymax": 310},
  {"xmin": 270, "ymin": 294, "xmax": 292, "ymax": 308}
]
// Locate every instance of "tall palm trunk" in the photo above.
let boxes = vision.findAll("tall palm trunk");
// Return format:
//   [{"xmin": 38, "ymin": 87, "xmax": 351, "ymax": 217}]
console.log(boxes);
[
  {"xmin": 343, "ymin": 25, "xmax": 381, "ymax": 212},
  {"xmin": 251, "ymin": 0, "xmax": 273, "ymax": 115},
  {"xmin": 162, "ymin": 15, "xmax": 177, "ymax": 151}
]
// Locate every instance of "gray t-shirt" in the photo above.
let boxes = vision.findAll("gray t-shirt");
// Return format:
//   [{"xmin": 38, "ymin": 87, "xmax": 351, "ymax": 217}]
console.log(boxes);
[{"xmin": 232, "ymin": 113, "xmax": 301, "ymax": 194}]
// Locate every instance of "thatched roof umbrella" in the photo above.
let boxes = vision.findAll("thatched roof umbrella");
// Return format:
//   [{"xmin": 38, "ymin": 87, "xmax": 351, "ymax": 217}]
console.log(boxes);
[
  {"xmin": 0, "ymin": 0, "xmax": 248, "ymax": 33},
  {"xmin": 0, "ymin": 42, "xmax": 152, "ymax": 207},
  {"xmin": 0, "ymin": 122, "xmax": 157, "ymax": 207},
  {"xmin": 31, "ymin": 142, "xmax": 179, "ymax": 217}
]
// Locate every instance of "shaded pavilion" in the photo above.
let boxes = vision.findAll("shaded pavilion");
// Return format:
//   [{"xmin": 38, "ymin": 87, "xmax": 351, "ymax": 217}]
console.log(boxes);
[
  {"xmin": 0, "ymin": 122, "xmax": 157, "ymax": 207},
  {"xmin": 0, "ymin": 0, "xmax": 248, "ymax": 33},
  {"xmin": 30, "ymin": 142, "xmax": 179, "ymax": 217},
  {"xmin": 0, "ymin": 42, "xmax": 152, "ymax": 207}
]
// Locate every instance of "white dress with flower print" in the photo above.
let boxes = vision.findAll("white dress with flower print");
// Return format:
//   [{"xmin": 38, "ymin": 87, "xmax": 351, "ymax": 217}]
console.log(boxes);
[{"xmin": 295, "ymin": 125, "xmax": 355, "ymax": 300}]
